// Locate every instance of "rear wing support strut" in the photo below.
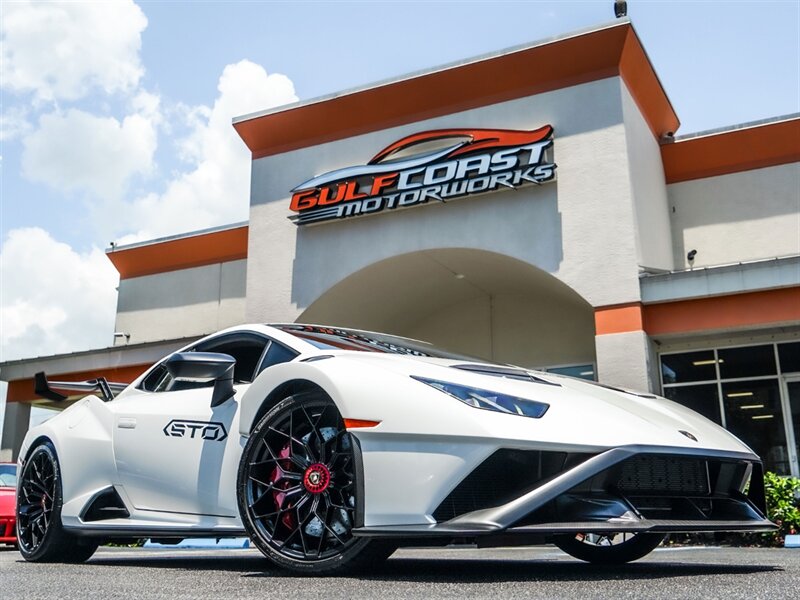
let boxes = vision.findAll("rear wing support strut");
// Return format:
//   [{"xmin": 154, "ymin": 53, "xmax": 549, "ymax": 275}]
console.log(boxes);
[{"xmin": 33, "ymin": 372, "xmax": 127, "ymax": 403}]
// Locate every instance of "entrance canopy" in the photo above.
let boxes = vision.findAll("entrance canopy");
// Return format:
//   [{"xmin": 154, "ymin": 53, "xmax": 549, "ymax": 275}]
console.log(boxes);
[{"xmin": 298, "ymin": 248, "xmax": 595, "ymax": 369}]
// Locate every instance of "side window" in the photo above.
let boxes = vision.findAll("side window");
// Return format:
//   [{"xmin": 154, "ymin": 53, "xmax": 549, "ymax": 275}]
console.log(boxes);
[
  {"xmin": 195, "ymin": 334, "xmax": 270, "ymax": 384},
  {"xmin": 140, "ymin": 363, "xmax": 173, "ymax": 392},
  {"xmin": 138, "ymin": 333, "xmax": 271, "ymax": 393},
  {"xmin": 256, "ymin": 341, "xmax": 298, "ymax": 376}
]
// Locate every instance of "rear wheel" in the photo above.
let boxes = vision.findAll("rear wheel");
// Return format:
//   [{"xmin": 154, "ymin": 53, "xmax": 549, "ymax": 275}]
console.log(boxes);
[
  {"xmin": 17, "ymin": 442, "xmax": 98, "ymax": 562},
  {"xmin": 554, "ymin": 532, "xmax": 664, "ymax": 564},
  {"xmin": 237, "ymin": 394, "xmax": 394, "ymax": 574}
]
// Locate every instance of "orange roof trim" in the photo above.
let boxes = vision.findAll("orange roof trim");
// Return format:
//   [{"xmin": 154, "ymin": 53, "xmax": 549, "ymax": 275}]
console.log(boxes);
[
  {"xmin": 234, "ymin": 23, "xmax": 679, "ymax": 160},
  {"xmin": 662, "ymin": 118, "xmax": 800, "ymax": 183},
  {"xmin": 107, "ymin": 225, "xmax": 249, "ymax": 279},
  {"xmin": 595, "ymin": 303, "xmax": 644, "ymax": 335},
  {"xmin": 594, "ymin": 288, "xmax": 800, "ymax": 337},
  {"xmin": 643, "ymin": 288, "xmax": 800, "ymax": 336}
]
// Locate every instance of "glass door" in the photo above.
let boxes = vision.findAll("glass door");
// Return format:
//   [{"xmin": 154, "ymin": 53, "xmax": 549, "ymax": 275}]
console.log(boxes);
[{"xmin": 782, "ymin": 377, "xmax": 800, "ymax": 478}]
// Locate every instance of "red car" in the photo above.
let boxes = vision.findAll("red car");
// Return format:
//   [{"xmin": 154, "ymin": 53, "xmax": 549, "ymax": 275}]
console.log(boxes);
[{"xmin": 0, "ymin": 462, "xmax": 17, "ymax": 546}]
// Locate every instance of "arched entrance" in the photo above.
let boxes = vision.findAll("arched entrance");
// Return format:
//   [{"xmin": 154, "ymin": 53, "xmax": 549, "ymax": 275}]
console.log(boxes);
[{"xmin": 297, "ymin": 249, "xmax": 595, "ymax": 370}]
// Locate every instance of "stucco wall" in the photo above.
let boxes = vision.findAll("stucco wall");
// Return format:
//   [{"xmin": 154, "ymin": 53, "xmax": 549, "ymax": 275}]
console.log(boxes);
[
  {"xmin": 668, "ymin": 162, "xmax": 800, "ymax": 268},
  {"xmin": 115, "ymin": 259, "xmax": 247, "ymax": 343},
  {"xmin": 595, "ymin": 330, "xmax": 656, "ymax": 391},
  {"xmin": 620, "ymin": 82, "xmax": 673, "ymax": 271},
  {"xmin": 404, "ymin": 294, "xmax": 596, "ymax": 368},
  {"xmin": 246, "ymin": 76, "xmax": 650, "ymax": 325}
]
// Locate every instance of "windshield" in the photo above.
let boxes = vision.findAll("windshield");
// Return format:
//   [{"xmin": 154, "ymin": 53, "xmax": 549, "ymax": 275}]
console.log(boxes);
[
  {"xmin": 274, "ymin": 324, "xmax": 475, "ymax": 360},
  {"xmin": 0, "ymin": 464, "xmax": 17, "ymax": 488}
]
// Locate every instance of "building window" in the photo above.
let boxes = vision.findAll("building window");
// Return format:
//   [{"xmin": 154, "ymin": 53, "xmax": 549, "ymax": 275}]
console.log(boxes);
[
  {"xmin": 717, "ymin": 344, "xmax": 776, "ymax": 379},
  {"xmin": 778, "ymin": 341, "xmax": 800, "ymax": 373},
  {"xmin": 721, "ymin": 379, "xmax": 789, "ymax": 475},
  {"xmin": 663, "ymin": 384, "xmax": 721, "ymax": 425},
  {"xmin": 660, "ymin": 341, "xmax": 800, "ymax": 477},
  {"xmin": 660, "ymin": 350, "xmax": 718, "ymax": 384},
  {"xmin": 545, "ymin": 364, "xmax": 596, "ymax": 381}
]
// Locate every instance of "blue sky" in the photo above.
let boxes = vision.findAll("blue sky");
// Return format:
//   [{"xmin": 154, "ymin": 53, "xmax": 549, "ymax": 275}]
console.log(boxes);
[{"xmin": 0, "ymin": 0, "xmax": 798, "ymax": 429}]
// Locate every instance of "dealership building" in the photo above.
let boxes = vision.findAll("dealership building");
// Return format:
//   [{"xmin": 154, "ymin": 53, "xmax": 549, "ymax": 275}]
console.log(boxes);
[{"xmin": 2, "ymin": 20, "xmax": 799, "ymax": 475}]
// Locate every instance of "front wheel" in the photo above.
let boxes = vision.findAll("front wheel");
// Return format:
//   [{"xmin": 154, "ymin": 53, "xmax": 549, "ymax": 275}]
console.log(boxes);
[
  {"xmin": 17, "ymin": 442, "xmax": 98, "ymax": 563},
  {"xmin": 553, "ymin": 532, "xmax": 665, "ymax": 564},
  {"xmin": 237, "ymin": 394, "xmax": 394, "ymax": 574}
]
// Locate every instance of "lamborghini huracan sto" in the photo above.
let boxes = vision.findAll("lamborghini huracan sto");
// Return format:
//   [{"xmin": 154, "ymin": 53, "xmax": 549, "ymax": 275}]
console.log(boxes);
[{"xmin": 16, "ymin": 324, "xmax": 775, "ymax": 573}]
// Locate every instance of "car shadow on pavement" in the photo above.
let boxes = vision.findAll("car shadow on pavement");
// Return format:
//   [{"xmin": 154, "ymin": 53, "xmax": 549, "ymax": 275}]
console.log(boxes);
[
  {"xmin": 348, "ymin": 558, "xmax": 782, "ymax": 583},
  {"xmin": 78, "ymin": 554, "xmax": 782, "ymax": 582},
  {"xmin": 235, "ymin": 557, "xmax": 781, "ymax": 582},
  {"xmin": 86, "ymin": 554, "xmax": 273, "ymax": 573}
]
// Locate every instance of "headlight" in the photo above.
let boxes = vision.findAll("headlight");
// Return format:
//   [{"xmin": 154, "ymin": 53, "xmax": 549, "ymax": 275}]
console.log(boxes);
[{"xmin": 412, "ymin": 376, "xmax": 549, "ymax": 418}]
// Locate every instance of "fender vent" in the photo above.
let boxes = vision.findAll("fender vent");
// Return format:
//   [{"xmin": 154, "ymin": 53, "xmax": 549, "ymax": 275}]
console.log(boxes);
[
  {"xmin": 81, "ymin": 487, "xmax": 130, "ymax": 522},
  {"xmin": 432, "ymin": 450, "xmax": 593, "ymax": 522}
]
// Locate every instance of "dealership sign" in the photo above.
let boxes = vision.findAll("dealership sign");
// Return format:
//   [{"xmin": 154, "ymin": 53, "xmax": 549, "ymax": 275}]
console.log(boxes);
[{"xmin": 289, "ymin": 125, "xmax": 556, "ymax": 225}]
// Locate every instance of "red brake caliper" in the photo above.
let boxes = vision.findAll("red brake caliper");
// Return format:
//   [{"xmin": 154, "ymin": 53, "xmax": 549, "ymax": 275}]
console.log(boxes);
[{"xmin": 269, "ymin": 444, "xmax": 296, "ymax": 529}]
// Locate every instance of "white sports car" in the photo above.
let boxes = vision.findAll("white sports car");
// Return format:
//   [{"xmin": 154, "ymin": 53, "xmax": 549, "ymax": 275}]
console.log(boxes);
[{"xmin": 16, "ymin": 324, "xmax": 774, "ymax": 573}]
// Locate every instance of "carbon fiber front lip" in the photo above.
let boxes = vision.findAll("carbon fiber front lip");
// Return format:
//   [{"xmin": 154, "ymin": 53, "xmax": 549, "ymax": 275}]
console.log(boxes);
[
  {"xmin": 444, "ymin": 445, "xmax": 760, "ymax": 530},
  {"xmin": 352, "ymin": 518, "xmax": 777, "ymax": 537},
  {"xmin": 353, "ymin": 445, "xmax": 768, "ymax": 537}
]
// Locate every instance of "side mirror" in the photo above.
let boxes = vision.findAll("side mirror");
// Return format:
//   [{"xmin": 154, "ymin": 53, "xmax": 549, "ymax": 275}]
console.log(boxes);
[{"xmin": 165, "ymin": 352, "xmax": 236, "ymax": 407}]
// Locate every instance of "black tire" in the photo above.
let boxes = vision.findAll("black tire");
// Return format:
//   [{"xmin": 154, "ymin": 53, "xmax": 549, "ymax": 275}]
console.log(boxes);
[
  {"xmin": 237, "ymin": 394, "xmax": 394, "ymax": 575},
  {"xmin": 554, "ymin": 532, "xmax": 665, "ymax": 564},
  {"xmin": 16, "ymin": 442, "xmax": 98, "ymax": 563}
]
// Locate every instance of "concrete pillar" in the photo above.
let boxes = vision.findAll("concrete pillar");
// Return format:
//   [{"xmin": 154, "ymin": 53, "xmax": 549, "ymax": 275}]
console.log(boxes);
[
  {"xmin": 595, "ymin": 330, "xmax": 657, "ymax": 392},
  {"xmin": 1, "ymin": 401, "xmax": 31, "ymax": 461}
]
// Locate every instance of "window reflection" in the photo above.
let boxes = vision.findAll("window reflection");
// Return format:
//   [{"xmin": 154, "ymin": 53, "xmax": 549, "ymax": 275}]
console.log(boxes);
[
  {"xmin": 545, "ymin": 364, "xmax": 595, "ymax": 381},
  {"xmin": 663, "ymin": 385, "xmax": 721, "ymax": 425},
  {"xmin": 722, "ymin": 380, "xmax": 789, "ymax": 475},
  {"xmin": 779, "ymin": 342, "xmax": 800, "ymax": 374},
  {"xmin": 661, "ymin": 351, "xmax": 717, "ymax": 384},
  {"xmin": 718, "ymin": 345, "xmax": 776, "ymax": 379},
  {"xmin": 661, "ymin": 342, "xmax": 798, "ymax": 477}
]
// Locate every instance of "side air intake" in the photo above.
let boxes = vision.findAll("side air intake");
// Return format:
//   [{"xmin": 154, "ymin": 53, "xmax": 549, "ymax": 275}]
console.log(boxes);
[
  {"xmin": 81, "ymin": 487, "xmax": 130, "ymax": 522},
  {"xmin": 432, "ymin": 449, "xmax": 594, "ymax": 522}
]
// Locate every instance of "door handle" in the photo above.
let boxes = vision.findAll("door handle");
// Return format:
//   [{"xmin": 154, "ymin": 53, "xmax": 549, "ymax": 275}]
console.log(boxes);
[{"xmin": 118, "ymin": 417, "xmax": 137, "ymax": 429}]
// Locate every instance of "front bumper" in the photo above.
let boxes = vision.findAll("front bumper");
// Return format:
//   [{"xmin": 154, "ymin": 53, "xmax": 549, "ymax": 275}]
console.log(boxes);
[
  {"xmin": 353, "ymin": 445, "xmax": 776, "ymax": 539},
  {"xmin": 0, "ymin": 515, "xmax": 17, "ymax": 544}
]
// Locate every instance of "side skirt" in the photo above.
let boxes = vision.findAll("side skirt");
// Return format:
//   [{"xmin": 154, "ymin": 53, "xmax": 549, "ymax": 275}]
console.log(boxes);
[{"xmin": 63, "ymin": 525, "xmax": 247, "ymax": 539}]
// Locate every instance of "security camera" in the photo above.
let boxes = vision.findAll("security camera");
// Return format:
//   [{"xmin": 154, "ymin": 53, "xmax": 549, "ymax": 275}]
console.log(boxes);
[{"xmin": 687, "ymin": 249, "xmax": 697, "ymax": 261}]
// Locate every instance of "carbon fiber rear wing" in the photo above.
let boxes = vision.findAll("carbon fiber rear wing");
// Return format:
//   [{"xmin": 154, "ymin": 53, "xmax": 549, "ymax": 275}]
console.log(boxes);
[{"xmin": 34, "ymin": 372, "xmax": 127, "ymax": 402}]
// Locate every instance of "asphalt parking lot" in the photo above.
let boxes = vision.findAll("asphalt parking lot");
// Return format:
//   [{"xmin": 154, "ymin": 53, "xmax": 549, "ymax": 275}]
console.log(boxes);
[{"xmin": 1, "ymin": 544, "xmax": 798, "ymax": 599}]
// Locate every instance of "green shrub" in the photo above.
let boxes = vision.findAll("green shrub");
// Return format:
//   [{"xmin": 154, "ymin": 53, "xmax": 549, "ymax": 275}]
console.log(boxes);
[
  {"xmin": 762, "ymin": 470, "xmax": 800, "ymax": 546},
  {"xmin": 666, "ymin": 471, "xmax": 800, "ymax": 548}
]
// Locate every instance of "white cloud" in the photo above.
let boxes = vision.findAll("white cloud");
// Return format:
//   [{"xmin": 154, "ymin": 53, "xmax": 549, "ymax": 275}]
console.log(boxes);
[
  {"xmin": 0, "ymin": 106, "xmax": 33, "ymax": 141},
  {"xmin": 21, "ymin": 106, "xmax": 158, "ymax": 199},
  {"xmin": 1, "ymin": 0, "xmax": 147, "ymax": 102},
  {"xmin": 0, "ymin": 228, "xmax": 119, "ymax": 362},
  {"xmin": 115, "ymin": 60, "xmax": 298, "ymax": 243}
]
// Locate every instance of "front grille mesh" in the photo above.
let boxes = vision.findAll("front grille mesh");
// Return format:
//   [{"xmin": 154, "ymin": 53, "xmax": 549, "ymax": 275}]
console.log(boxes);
[{"xmin": 617, "ymin": 455, "xmax": 709, "ymax": 495}]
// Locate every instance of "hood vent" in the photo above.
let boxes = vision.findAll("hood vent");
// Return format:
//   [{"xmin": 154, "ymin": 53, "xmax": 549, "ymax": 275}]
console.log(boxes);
[{"xmin": 450, "ymin": 364, "xmax": 559, "ymax": 386}]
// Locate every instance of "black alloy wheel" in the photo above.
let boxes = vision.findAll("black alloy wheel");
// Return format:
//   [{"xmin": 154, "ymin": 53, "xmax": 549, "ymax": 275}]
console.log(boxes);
[
  {"xmin": 237, "ymin": 394, "xmax": 393, "ymax": 574},
  {"xmin": 17, "ymin": 445, "xmax": 57, "ymax": 553},
  {"xmin": 17, "ymin": 442, "xmax": 98, "ymax": 562},
  {"xmin": 554, "ymin": 531, "xmax": 665, "ymax": 564}
]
